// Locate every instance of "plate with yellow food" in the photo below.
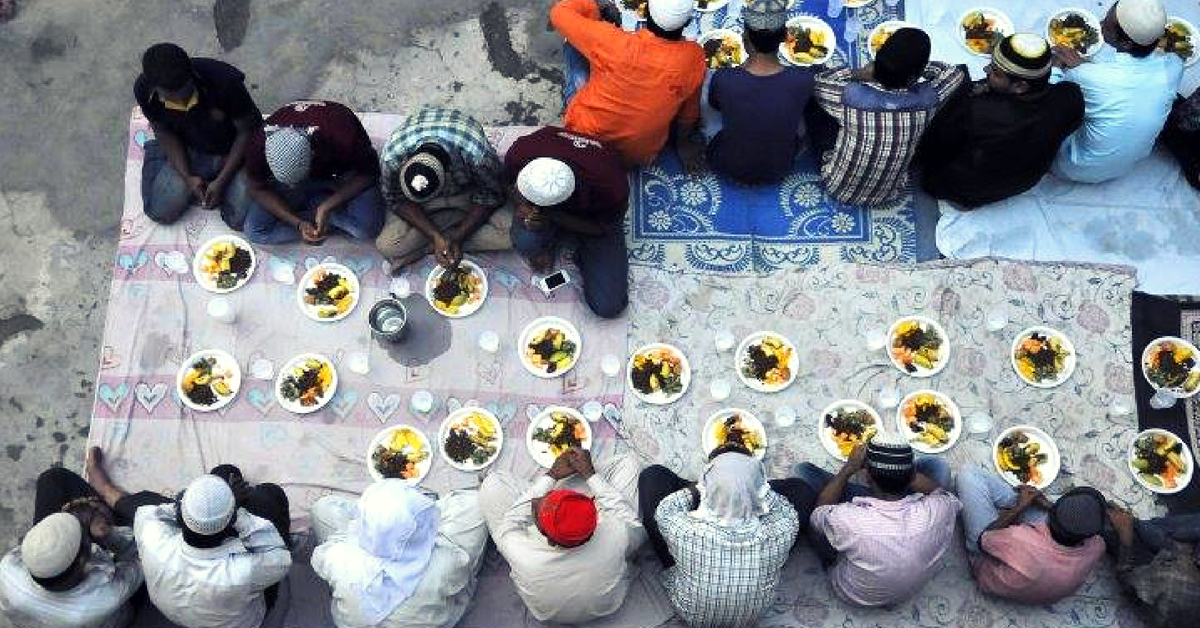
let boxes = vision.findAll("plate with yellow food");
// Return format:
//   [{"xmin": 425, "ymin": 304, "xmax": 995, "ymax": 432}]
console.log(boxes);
[
  {"xmin": 736, "ymin": 331, "xmax": 799, "ymax": 393},
  {"xmin": 1129, "ymin": 428, "xmax": 1194, "ymax": 494},
  {"xmin": 519, "ymin": 316, "xmax": 582, "ymax": 378},
  {"xmin": 1142, "ymin": 336, "xmax": 1200, "ymax": 398},
  {"xmin": 193, "ymin": 235, "xmax": 256, "ymax": 293},
  {"xmin": 628, "ymin": 343, "xmax": 690, "ymax": 405},
  {"xmin": 781, "ymin": 16, "xmax": 835, "ymax": 66},
  {"xmin": 958, "ymin": 8, "xmax": 1013, "ymax": 57},
  {"xmin": 176, "ymin": 349, "xmax": 241, "ymax": 412},
  {"xmin": 275, "ymin": 353, "xmax": 337, "ymax": 414},
  {"xmin": 896, "ymin": 390, "xmax": 961, "ymax": 454},
  {"xmin": 699, "ymin": 29, "xmax": 745, "ymax": 69},
  {"xmin": 868, "ymin": 20, "xmax": 917, "ymax": 58},
  {"xmin": 297, "ymin": 262, "xmax": 359, "ymax": 322},
  {"xmin": 1010, "ymin": 326, "xmax": 1076, "ymax": 388},
  {"xmin": 843, "ymin": 0, "xmax": 876, "ymax": 7},
  {"xmin": 368, "ymin": 425, "xmax": 432, "ymax": 484},
  {"xmin": 820, "ymin": 400, "xmax": 880, "ymax": 461},
  {"xmin": 527, "ymin": 406, "xmax": 592, "ymax": 468},
  {"xmin": 425, "ymin": 260, "xmax": 488, "ymax": 318},
  {"xmin": 993, "ymin": 425, "xmax": 1060, "ymax": 489},
  {"xmin": 888, "ymin": 315, "xmax": 950, "ymax": 377},
  {"xmin": 1046, "ymin": 8, "xmax": 1103, "ymax": 57},
  {"xmin": 703, "ymin": 409, "xmax": 767, "ymax": 459},
  {"xmin": 438, "ymin": 407, "xmax": 503, "ymax": 471},
  {"xmin": 1160, "ymin": 17, "xmax": 1198, "ymax": 67}
]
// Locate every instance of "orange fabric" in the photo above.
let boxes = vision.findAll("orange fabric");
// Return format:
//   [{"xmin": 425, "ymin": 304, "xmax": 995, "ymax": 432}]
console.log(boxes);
[{"xmin": 551, "ymin": 0, "xmax": 705, "ymax": 166}]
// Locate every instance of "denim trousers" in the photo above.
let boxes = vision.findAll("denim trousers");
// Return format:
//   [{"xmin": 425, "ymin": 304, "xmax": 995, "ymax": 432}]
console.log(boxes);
[
  {"xmin": 510, "ymin": 217, "xmax": 628, "ymax": 318},
  {"xmin": 243, "ymin": 179, "xmax": 385, "ymax": 245},
  {"xmin": 141, "ymin": 139, "xmax": 252, "ymax": 230}
]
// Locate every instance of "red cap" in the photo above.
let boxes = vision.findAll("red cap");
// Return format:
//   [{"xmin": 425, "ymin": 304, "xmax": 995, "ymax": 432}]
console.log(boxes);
[{"xmin": 537, "ymin": 489, "xmax": 597, "ymax": 546}]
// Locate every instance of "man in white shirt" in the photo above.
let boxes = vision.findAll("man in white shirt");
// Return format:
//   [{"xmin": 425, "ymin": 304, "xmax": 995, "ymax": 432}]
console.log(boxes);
[
  {"xmin": 478, "ymin": 448, "xmax": 644, "ymax": 624},
  {"xmin": 310, "ymin": 481, "xmax": 489, "ymax": 628},
  {"xmin": 0, "ymin": 468, "xmax": 143, "ymax": 628},
  {"xmin": 133, "ymin": 473, "xmax": 292, "ymax": 628}
]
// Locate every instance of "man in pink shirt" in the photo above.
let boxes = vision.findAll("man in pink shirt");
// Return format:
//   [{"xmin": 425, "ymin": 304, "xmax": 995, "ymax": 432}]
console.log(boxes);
[{"xmin": 956, "ymin": 465, "xmax": 1106, "ymax": 604}]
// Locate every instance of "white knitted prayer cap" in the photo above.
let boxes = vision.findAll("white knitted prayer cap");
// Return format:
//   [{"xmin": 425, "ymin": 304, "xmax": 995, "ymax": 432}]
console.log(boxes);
[
  {"xmin": 1114, "ymin": 0, "xmax": 1167, "ymax": 45},
  {"xmin": 648, "ymin": 0, "xmax": 693, "ymax": 31},
  {"xmin": 517, "ymin": 158, "xmax": 576, "ymax": 207},
  {"xmin": 22, "ymin": 513, "xmax": 82, "ymax": 579},
  {"xmin": 265, "ymin": 127, "xmax": 313, "ymax": 185},
  {"xmin": 180, "ymin": 475, "xmax": 236, "ymax": 536}
]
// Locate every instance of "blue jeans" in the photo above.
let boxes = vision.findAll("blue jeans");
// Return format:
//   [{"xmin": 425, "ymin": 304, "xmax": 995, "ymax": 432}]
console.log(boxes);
[
  {"xmin": 1102, "ymin": 513, "xmax": 1200, "ymax": 567},
  {"xmin": 243, "ymin": 180, "xmax": 385, "ymax": 245},
  {"xmin": 562, "ymin": 42, "xmax": 590, "ymax": 110},
  {"xmin": 141, "ymin": 140, "xmax": 253, "ymax": 229},
  {"xmin": 956, "ymin": 465, "xmax": 1048, "ymax": 554},
  {"xmin": 510, "ymin": 219, "xmax": 628, "ymax": 318}
]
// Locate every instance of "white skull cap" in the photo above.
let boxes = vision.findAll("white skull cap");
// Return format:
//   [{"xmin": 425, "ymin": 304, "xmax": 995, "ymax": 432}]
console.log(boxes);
[
  {"xmin": 1114, "ymin": 0, "xmax": 1167, "ymax": 45},
  {"xmin": 180, "ymin": 475, "xmax": 236, "ymax": 536},
  {"xmin": 649, "ymin": 0, "xmax": 693, "ymax": 31},
  {"xmin": 517, "ymin": 157, "xmax": 576, "ymax": 207},
  {"xmin": 21, "ymin": 513, "xmax": 82, "ymax": 579}
]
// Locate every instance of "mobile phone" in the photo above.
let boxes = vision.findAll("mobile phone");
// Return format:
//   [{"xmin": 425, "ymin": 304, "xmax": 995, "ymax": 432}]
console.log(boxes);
[{"xmin": 535, "ymin": 270, "xmax": 571, "ymax": 295}]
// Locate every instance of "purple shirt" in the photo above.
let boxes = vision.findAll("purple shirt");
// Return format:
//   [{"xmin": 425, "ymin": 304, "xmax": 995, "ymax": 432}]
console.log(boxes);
[{"xmin": 971, "ymin": 521, "xmax": 1105, "ymax": 604}]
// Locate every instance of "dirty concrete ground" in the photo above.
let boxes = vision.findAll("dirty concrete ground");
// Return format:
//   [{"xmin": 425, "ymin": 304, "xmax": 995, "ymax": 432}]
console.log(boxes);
[{"xmin": 0, "ymin": 0, "xmax": 565, "ymax": 554}]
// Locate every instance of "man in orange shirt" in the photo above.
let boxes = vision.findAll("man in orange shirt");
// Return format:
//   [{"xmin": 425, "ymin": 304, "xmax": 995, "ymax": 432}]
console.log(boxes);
[{"xmin": 551, "ymin": 0, "xmax": 706, "ymax": 170}]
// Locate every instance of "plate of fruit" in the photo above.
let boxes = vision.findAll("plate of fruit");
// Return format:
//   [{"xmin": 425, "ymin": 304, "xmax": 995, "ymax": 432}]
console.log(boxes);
[
  {"xmin": 527, "ymin": 406, "xmax": 591, "ymax": 468},
  {"xmin": 193, "ymin": 236, "xmax": 256, "ymax": 293},
  {"xmin": 703, "ymin": 409, "xmax": 767, "ymax": 459},
  {"xmin": 1129, "ymin": 428, "xmax": 1194, "ymax": 494},
  {"xmin": 820, "ymin": 400, "xmax": 880, "ymax": 461},
  {"xmin": 993, "ymin": 425, "xmax": 1060, "ymax": 489},
  {"xmin": 888, "ymin": 315, "xmax": 949, "ymax": 377},
  {"xmin": 1011, "ymin": 327, "xmax": 1076, "ymax": 388},
  {"xmin": 958, "ymin": 8, "xmax": 1013, "ymax": 56},
  {"xmin": 628, "ymin": 343, "xmax": 690, "ymax": 405},
  {"xmin": 425, "ymin": 260, "xmax": 488, "ymax": 318},
  {"xmin": 781, "ymin": 16, "xmax": 835, "ymax": 66},
  {"xmin": 1160, "ymin": 17, "xmax": 1197, "ymax": 67},
  {"xmin": 519, "ymin": 317, "xmax": 581, "ymax": 378},
  {"xmin": 297, "ymin": 262, "xmax": 359, "ymax": 322},
  {"xmin": 275, "ymin": 353, "xmax": 337, "ymax": 414},
  {"xmin": 736, "ymin": 332, "xmax": 798, "ymax": 393},
  {"xmin": 368, "ymin": 425, "xmax": 432, "ymax": 484},
  {"xmin": 699, "ymin": 29, "xmax": 745, "ymax": 69},
  {"xmin": 1142, "ymin": 336, "xmax": 1200, "ymax": 398},
  {"xmin": 1046, "ymin": 8, "xmax": 1103, "ymax": 57},
  {"xmin": 896, "ymin": 390, "xmax": 961, "ymax": 454},
  {"xmin": 438, "ymin": 407, "xmax": 503, "ymax": 471},
  {"xmin": 176, "ymin": 349, "xmax": 241, "ymax": 411}
]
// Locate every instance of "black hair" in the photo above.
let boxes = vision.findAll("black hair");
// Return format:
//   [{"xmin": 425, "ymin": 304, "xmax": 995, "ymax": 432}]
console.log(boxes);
[
  {"xmin": 868, "ymin": 468, "xmax": 913, "ymax": 495},
  {"xmin": 746, "ymin": 28, "xmax": 786, "ymax": 55},
  {"xmin": 1010, "ymin": 72, "xmax": 1051, "ymax": 92},
  {"xmin": 1111, "ymin": 22, "xmax": 1158, "ymax": 58},
  {"xmin": 175, "ymin": 496, "xmax": 235, "ymax": 549},
  {"xmin": 646, "ymin": 15, "xmax": 685, "ymax": 41},
  {"xmin": 142, "ymin": 43, "xmax": 193, "ymax": 91}
]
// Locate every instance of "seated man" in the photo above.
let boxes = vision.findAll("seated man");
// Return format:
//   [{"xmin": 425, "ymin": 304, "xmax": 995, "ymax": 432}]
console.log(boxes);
[
  {"xmin": 794, "ymin": 436, "xmax": 960, "ymax": 607},
  {"xmin": 552, "ymin": 0, "xmax": 706, "ymax": 169},
  {"xmin": 375, "ymin": 106, "xmax": 510, "ymax": 269},
  {"xmin": 811, "ymin": 28, "xmax": 965, "ymax": 206},
  {"xmin": 1104, "ymin": 506, "xmax": 1200, "ymax": 628},
  {"xmin": 243, "ymin": 100, "xmax": 385, "ymax": 245},
  {"xmin": 918, "ymin": 33, "xmax": 1084, "ymax": 207},
  {"xmin": 1051, "ymin": 0, "xmax": 1182, "ymax": 183},
  {"xmin": 479, "ymin": 447, "xmax": 643, "ymax": 624},
  {"xmin": 1160, "ymin": 89, "xmax": 1200, "ymax": 190},
  {"xmin": 0, "ymin": 467, "xmax": 141, "ymax": 628},
  {"xmin": 310, "ymin": 481, "xmax": 489, "ymax": 628},
  {"xmin": 638, "ymin": 445, "xmax": 811, "ymax": 628},
  {"xmin": 135, "ymin": 42, "xmax": 261, "ymax": 228},
  {"xmin": 956, "ymin": 465, "xmax": 1105, "ymax": 604},
  {"xmin": 505, "ymin": 127, "xmax": 629, "ymax": 318},
  {"xmin": 705, "ymin": 0, "xmax": 815, "ymax": 184}
]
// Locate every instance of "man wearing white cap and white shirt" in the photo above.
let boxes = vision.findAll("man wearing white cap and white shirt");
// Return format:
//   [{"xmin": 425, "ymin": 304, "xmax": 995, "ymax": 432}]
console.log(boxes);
[
  {"xmin": 1050, "ymin": 0, "xmax": 1183, "ymax": 183},
  {"xmin": 550, "ymin": 0, "xmax": 707, "ymax": 169},
  {"xmin": 133, "ymin": 474, "xmax": 292, "ymax": 628},
  {"xmin": 504, "ymin": 126, "xmax": 630, "ymax": 318}
]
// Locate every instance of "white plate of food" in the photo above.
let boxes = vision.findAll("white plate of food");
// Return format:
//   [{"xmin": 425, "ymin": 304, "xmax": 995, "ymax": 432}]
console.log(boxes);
[
  {"xmin": 699, "ymin": 29, "xmax": 745, "ymax": 69},
  {"xmin": 868, "ymin": 20, "xmax": 917, "ymax": 58},
  {"xmin": 735, "ymin": 332, "xmax": 799, "ymax": 393},
  {"xmin": 1142, "ymin": 336, "xmax": 1200, "ymax": 398},
  {"xmin": 896, "ymin": 390, "xmax": 961, "ymax": 454},
  {"xmin": 781, "ymin": 16, "xmax": 836, "ymax": 66},
  {"xmin": 993, "ymin": 425, "xmax": 1060, "ymax": 489},
  {"xmin": 694, "ymin": 0, "xmax": 730, "ymax": 12},
  {"xmin": 526, "ymin": 406, "xmax": 592, "ymax": 468},
  {"xmin": 275, "ymin": 353, "xmax": 337, "ymax": 414},
  {"xmin": 628, "ymin": 343, "xmax": 690, "ymax": 405},
  {"xmin": 367, "ymin": 425, "xmax": 433, "ymax": 484},
  {"xmin": 297, "ymin": 262, "xmax": 359, "ymax": 322},
  {"xmin": 819, "ymin": 400, "xmax": 881, "ymax": 461},
  {"xmin": 176, "ymin": 349, "xmax": 241, "ymax": 412},
  {"xmin": 438, "ymin": 407, "xmax": 503, "ymax": 471},
  {"xmin": 703, "ymin": 409, "xmax": 767, "ymax": 459},
  {"xmin": 888, "ymin": 315, "xmax": 950, "ymax": 377},
  {"xmin": 1129, "ymin": 428, "xmax": 1194, "ymax": 494},
  {"xmin": 843, "ymin": 0, "xmax": 876, "ymax": 7},
  {"xmin": 519, "ymin": 317, "xmax": 581, "ymax": 378},
  {"xmin": 1162, "ymin": 17, "xmax": 1198, "ymax": 68},
  {"xmin": 1046, "ymin": 8, "xmax": 1103, "ymax": 57},
  {"xmin": 958, "ymin": 8, "xmax": 1013, "ymax": 57},
  {"xmin": 425, "ymin": 260, "xmax": 488, "ymax": 318},
  {"xmin": 1011, "ymin": 326, "xmax": 1076, "ymax": 388},
  {"xmin": 193, "ymin": 235, "xmax": 256, "ymax": 293}
]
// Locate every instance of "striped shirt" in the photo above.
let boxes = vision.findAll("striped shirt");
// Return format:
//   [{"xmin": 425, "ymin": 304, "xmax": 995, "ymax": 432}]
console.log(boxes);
[
  {"xmin": 0, "ymin": 529, "xmax": 142, "ymax": 628},
  {"xmin": 814, "ymin": 62, "xmax": 964, "ymax": 206},
  {"xmin": 658, "ymin": 488, "xmax": 799, "ymax": 628},
  {"xmin": 378, "ymin": 107, "xmax": 506, "ymax": 209},
  {"xmin": 810, "ymin": 490, "xmax": 961, "ymax": 607}
]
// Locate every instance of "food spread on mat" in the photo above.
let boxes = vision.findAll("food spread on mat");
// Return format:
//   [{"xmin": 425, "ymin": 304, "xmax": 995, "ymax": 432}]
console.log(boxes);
[
  {"xmin": 531, "ymin": 411, "xmax": 588, "ymax": 459},
  {"xmin": 630, "ymin": 346, "xmax": 686, "ymax": 397},
  {"xmin": 1159, "ymin": 19, "xmax": 1195, "ymax": 62},
  {"xmin": 198, "ymin": 240, "xmax": 252, "ymax": 290},
  {"xmin": 525, "ymin": 326, "xmax": 578, "ymax": 375},
  {"xmin": 1048, "ymin": 12, "xmax": 1100, "ymax": 54},
  {"xmin": 1132, "ymin": 432, "xmax": 1189, "ymax": 490},
  {"xmin": 961, "ymin": 10, "xmax": 1003, "ymax": 55},
  {"xmin": 372, "ymin": 428, "xmax": 429, "ymax": 480},
  {"xmin": 996, "ymin": 429, "xmax": 1049, "ymax": 486},
  {"xmin": 431, "ymin": 265, "xmax": 485, "ymax": 316},
  {"xmin": 901, "ymin": 393, "xmax": 954, "ymax": 448},
  {"xmin": 712, "ymin": 413, "xmax": 765, "ymax": 454},
  {"xmin": 740, "ymin": 335, "xmax": 794, "ymax": 388},
  {"xmin": 180, "ymin": 355, "xmax": 236, "ymax": 407},
  {"xmin": 703, "ymin": 33, "xmax": 744, "ymax": 69},
  {"xmin": 890, "ymin": 318, "xmax": 944, "ymax": 374},
  {"xmin": 1145, "ymin": 340, "xmax": 1200, "ymax": 393},
  {"xmin": 443, "ymin": 411, "xmax": 500, "ymax": 467},
  {"xmin": 786, "ymin": 22, "xmax": 831, "ymax": 65},
  {"xmin": 278, "ymin": 358, "xmax": 334, "ymax": 407},
  {"xmin": 1013, "ymin": 330, "xmax": 1071, "ymax": 385},
  {"xmin": 825, "ymin": 406, "xmax": 878, "ymax": 458},
  {"xmin": 303, "ymin": 268, "xmax": 356, "ymax": 319}
]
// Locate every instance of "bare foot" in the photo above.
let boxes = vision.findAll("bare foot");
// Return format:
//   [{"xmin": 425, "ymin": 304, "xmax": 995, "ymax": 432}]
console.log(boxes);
[{"xmin": 85, "ymin": 447, "xmax": 126, "ymax": 508}]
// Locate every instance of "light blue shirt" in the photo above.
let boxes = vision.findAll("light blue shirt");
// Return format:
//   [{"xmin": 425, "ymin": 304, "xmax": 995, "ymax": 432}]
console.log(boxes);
[{"xmin": 1051, "ymin": 49, "xmax": 1183, "ymax": 183}]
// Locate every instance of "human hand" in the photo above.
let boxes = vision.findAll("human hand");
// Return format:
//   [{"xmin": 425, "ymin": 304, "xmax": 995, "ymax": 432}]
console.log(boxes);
[
  {"xmin": 850, "ymin": 62, "xmax": 875, "ymax": 82},
  {"xmin": 1107, "ymin": 506, "xmax": 1135, "ymax": 540},
  {"xmin": 1051, "ymin": 46, "xmax": 1084, "ymax": 69},
  {"xmin": 201, "ymin": 177, "xmax": 227, "ymax": 208},
  {"xmin": 313, "ymin": 200, "xmax": 337, "ymax": 235},
  {"xmin": 1014, "ymin": 485, "xmax": 1043, "ymax": 509},
  {"xmin": 516, "ymin": 202, "xmax": 546, "ymax": 230},
  {"xmin": 569, "ymin": 447, "xmax": 596, "ymax": 480},
  {"xmin": 299, "ymin": 221, "xmax": 325, "ymax": 244},
  {"xmin": 186, "ymin": 175, "xmax": 208, "ymax": 202},
  {"xmin": 548, "ymin": 453, "xmax": 576, "ymax": 480},
  {"xmin": 432, "ymin": 234, "xmax": 463, "ymax": 268},
  {"xmin": 677, "ymin": 139, "xmax": 706, "ymax": 175}
]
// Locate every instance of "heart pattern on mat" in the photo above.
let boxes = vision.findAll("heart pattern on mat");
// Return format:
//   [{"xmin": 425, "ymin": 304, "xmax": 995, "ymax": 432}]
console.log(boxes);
[
  {"xmin": 134, "ymin": 382, "xmax": 168, "ymax": 413},
  {"xmin": 269, "ymin": 255, "xmax": 296, "ymax": 284},
  {"xmin": 331, "ymin": 390, "xmax": 360, "ymax": 419},
  {"xmin": 117, "ymin": 250, "xmax": 149, "ymax": 274},
  {"xmin": 246, "ymin": 388, "xmax": 275, "ymax": 415},
  {"xmin": 492, "ymin": 269, "xmax": 520, "ymax": 291},
  {"xmin": 98, "ymin": 383, "xmax": 130, "ymax": 412},
  {"xmin": 183, "ymin": 214, "xmax": 208, "ymax": 245},
  {"xmin": 304, "ymin": 256, "xmax": 337, "ymax": 272},
  {"xmin": 445, "ymin": 397, "xmax": 463, "ymax": 415},
  {"xmin": 485, "ymin": 401, "xmax": 518, "ymax": 425},
  {"xmin": 343, "ymin": 256, "xmax": 374, "ymax": 278},
  {"xmin": 134, "ymin": 129, "xmax": 149, "ymax": 147},
  {"xmin": 525, "ymin": 404, "xmax": 543, "ymax": 422},
  {"xmin": 154, "ymin": 250, "xmax": 189, "ymax": 275},
  {"xmin": 367, "ymin": 392, "xmax": 401, "ymax": 423}
]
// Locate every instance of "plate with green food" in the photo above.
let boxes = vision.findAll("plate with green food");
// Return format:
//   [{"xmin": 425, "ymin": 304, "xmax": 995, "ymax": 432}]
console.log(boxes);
[
  {"xmin": 1160, "ymin": 17, "xmax": 1197, "ymax": 67},
  {"xmin": 781, "ymin": 16, "xmax": 835, "ymax": 66},
  {"xmin": 1046, "ymin": 8, "xmax": 1103, "ymax": 57},
  {"xmin": 527, "ymin": 406, "xmax": 592, "ymax": 468},
  {"xmin": 438, "ymin": 407, "xmax": 503, "ymax": 471},
  {"xmin": 275, "ymin": 353, "xmax": 337, "ymax": 414},
  {"xmin": 736, "ymin": 331, "xmax": 798, "ymax": 393},
  {"xmin": 297, "ymin": 262, "xmax": 359, "ymax": 322},
  {"xmin": 993, "ymin": 425, "xmax": 1060, "ymax": 489},
  {"xmin": 703, "ymin": 409, "xmax": 767, "ymax": 459},
  {"xmin": 519, "ymin": 316, "xmax": 581, "ymax": 378},
  {"xmin": 628, "ymin": 343, "xmax": 690, "ymax": 405},
  {"xmin": 425, "ymin": 260, "xmax": 488, "ymax": 318},
  {"xmin": 1142, "ymin": 336, "xmax": 1200, "ymax": 398},
  {"xmin": 820, "ymin": 400, "xmax": 880, "ymax": 461},
  {"xmin": 888, "ymin": 315, "xmax": 949, "ymax": 377},
  {"xmin": 699, "ymin": 29, "xmax": 745, "ymax": 69},
  {"xmin": 1011, "ymin": 326, "xmax": 1076, "ymax": 388},
  {"xmin": 959, "ymin": 8, "xmax": 1013, "ymax": 57},
  {"xmin": 896, "ymin": 390, "xmax": 961, "ymax": 454},
  {"xmin": 1129, "ymin": 428, "xmax": 1193, "ymax": 494},
  {"xmin": 193, "ymin": 235, "xmax": 256, "ymax": 293},
  {"xmin": 368, "ymin": 425, "xmax": 432, "ymax": 484},
  {"xmin": 176, "ymin": 349, "xmax": 241, "ymax": 412}
]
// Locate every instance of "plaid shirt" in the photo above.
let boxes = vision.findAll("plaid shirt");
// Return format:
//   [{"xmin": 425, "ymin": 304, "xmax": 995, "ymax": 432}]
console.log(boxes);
[
  {"xmin": 1117, "ymin": 541, "xmax": 1200, "ymax": 628},
  {"xmin": 378, "ymin": 107, "xmax": 506, "ymax": 209},
  {"xmin": 657, "ymin": 488, "xmax": 798, "ymax": 628},
  {"xmin": 815, "ymin": 62, "xmax": 964, "ymax": 206}
]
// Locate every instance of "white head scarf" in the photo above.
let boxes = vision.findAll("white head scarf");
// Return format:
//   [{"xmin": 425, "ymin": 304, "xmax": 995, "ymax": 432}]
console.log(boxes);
[
  {"xmin": 690, "ymin": 452, "xmax": 771, "ymax": 527},
  {"xmin": 342, "ymin": 480, "xmax": 438, "ymax": 624}
]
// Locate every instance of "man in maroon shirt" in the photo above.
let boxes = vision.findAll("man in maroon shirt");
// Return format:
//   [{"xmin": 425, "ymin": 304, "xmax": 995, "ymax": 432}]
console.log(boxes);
[
  {"xmin": 242, "ymin": 100, "xmax": 384, "ymax": 245},
  {"xmin": 504, "ymin": 127, "xmax": 629, "ymax": 318}
]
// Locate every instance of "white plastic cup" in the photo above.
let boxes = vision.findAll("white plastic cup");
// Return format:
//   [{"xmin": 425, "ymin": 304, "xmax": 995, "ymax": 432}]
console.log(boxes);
[
  {"xmin": 966, "ymin": 411, "xmax": 992, "ymax": 435},
  {"xmin": 715, "ymin": 330, "xmax": 736, "ymax": 352},
  {"xmin": 582, "ymin": 401, "xmax": 603, "ymax": 422},
  {"xmin": 389, "ymin": 276, "xmax": 412, "ymax": 299},
  {"xmin": 601, "ymin": 354, "xmax": 622, "ymax": 378},
  {"xmin": 1109, "ymin": 395, "xmax": 1134, "ymax": 417},
  {"xmin": 865, "ymin": 328, "xmax": 888, "ymax": 352},
  {"xmin": 411, "ymin": 390, "xmax": 434, "ymax": 414},
  {"xmin": 710, "ymin": 379, "xmax": 732, "ymax": 401},
  {"xmin": 1150, "ymin": 388, "xmax": 1179, "ymax": 410},
  {"xmin": 878, "ymin": 384, "xmax": 901, "ymax": 409},
  {"xmin": 207, "ymin": 297, "xmax": 236, "ymax": 324},
  {"xmin": 985, "ymin": 306, "xmax": 1008, "ymax": 332},
  {"xmin": 774, "ymin": 405, "xmax": 797, "ymax": 427},
  {"xmin": 478, "ymin": 330, "xmax": 500, "ymax": 353}
]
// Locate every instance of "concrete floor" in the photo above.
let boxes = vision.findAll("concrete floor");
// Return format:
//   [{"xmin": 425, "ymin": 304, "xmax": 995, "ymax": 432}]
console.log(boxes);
[{"xmin": 0, "ymin": 0, "xmax": 565, "ymax": 549}]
